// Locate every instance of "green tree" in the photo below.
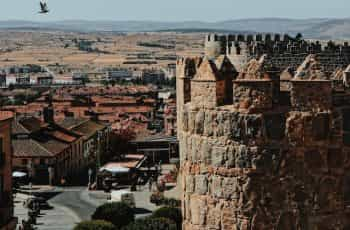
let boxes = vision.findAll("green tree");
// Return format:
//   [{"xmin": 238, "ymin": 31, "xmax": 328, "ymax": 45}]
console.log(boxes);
[
  {"xmin": 151, "ymin": 207, "xmax": 182, "ymax": 230},
  {"xmin": 92, "ymin": 202, "xmax": 135, "ymax": 229},
  {"xmin": 122, "ymin": 217, "xmax": 176, "ymax": 230},
  {"xmin": 74, "ymin": 220, "xmax": 115, "ymax": 230},
  {"xmin": 109, "ymin": 129, "xmax": 136, "ymax": 160},
  {"xmin": 8, "ymin": 84, "xmax": 15, "ymax": 91},
  {"xmin": 295, "ymin": 33, "xmax": 303, "ymax": 41}
]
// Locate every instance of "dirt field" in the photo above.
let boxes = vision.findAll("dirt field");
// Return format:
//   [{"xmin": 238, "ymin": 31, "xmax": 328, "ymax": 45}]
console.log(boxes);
[{"xmin": 0, "ymin": 31, "xmax": 204, "ymax": 71}]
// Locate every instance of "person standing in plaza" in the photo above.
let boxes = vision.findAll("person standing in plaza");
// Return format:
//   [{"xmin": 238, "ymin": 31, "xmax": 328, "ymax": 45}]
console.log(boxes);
[{"xmin": 148, "ymin": 177, "xmax": 153, "ymax": 192}]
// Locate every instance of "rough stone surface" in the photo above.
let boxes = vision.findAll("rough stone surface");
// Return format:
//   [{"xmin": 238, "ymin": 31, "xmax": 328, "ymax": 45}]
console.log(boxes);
[{"xmin": 177, "ymin": 35, "xmax": 350, "ymax": 230}]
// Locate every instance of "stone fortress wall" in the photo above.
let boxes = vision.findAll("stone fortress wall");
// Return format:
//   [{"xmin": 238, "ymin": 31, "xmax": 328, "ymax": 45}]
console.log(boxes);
[
  {"xmin": 205, "ymin": 33, "xmax": 350, "ymax": 74},
  {"xmin": 177, "ymin": 34, "xmax": 350, "ymax": 230}
]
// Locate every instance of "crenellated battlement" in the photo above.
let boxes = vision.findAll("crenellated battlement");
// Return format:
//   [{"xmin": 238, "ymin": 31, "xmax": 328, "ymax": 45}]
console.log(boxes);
[
  {"xmin": 205, "ymin": 33, "xmax": 294, "ymax": 43},
  {"xmin": 177, "ymin": 35, "xmax": 350, "ymax": 114},
  {"xmin": 178, "ymin": 34, "xmax": 350, "ymax": 230},
  {"xmin": 177, "ymin": 52, "xmax": 350, "ymax": 114},
  {"xmin": 205, "ymin": 33, "xmax": 350, "ymax": 74}
]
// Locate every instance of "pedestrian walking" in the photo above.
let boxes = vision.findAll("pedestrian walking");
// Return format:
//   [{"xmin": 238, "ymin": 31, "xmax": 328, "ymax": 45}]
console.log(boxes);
[
  {"xmin": 159, "ymin": 160, "xmax": 162, "ymax": 172},
  {"xmin": 19, "ymin": 220, "xmax": 24, "ymax": 230},
  {"xmin": 137, "ymin": 177, "xmax": 143, "ymax": 191},
  {"xmin": 148, "ymin": 177, "xmax": 153, "ymax": 192}
]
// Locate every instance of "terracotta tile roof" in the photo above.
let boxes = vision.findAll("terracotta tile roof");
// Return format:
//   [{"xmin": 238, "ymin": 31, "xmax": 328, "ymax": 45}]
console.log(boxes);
[
  {"xmin": 48, "ymin": 130, "xmax": 77, "ymax": 143},
  {"xmin": 57, "ymin": 117, "xmax": 89, "ymax": 130},
  {"xmin": 38, "ymin": 139, "xmax": 69, "ymax": 156},
  {"xmin": 12, "ymin": 118, "xmax": 30, "ymax": 135},
  {"xmin": 294, "ymin": 54, "xmax": 328, "ymax": 80},
  {"xmin": 12, "ymin": 117, "xmax": 71, "ymax": 157},
  {"xmin": 12, "ymin": 139, "xmax": 54, "ymax": 158},
  {"xmin": 280, "ymin": 67, "xmax": 294, "ymax": 81},
  {"xmin": 32, "ymin": 132, "xmax": 70, "ymax": 156},
  {"xmin": 0, "ymin": 111, "xmax": 13, "ymax": 121},
  {"xmin": 70, "ymin": 120, "xmax": 106, "ymax": 138},
  {"xmin": 19, "ymin": 117, "xmax": 48, "ymax": 133},
  {"xmin": 92, "ymin": 106, "xmax": 153, "ymax": 114},
  {"xmin": 238, "ymin": 55, "xmax": 268, "ymax": 80},
  {"xmin": 92, "ymin": 96, "xmax": 138, "ymax": 105},
  {"xmin": 193, "ymin": 58, "xmax": 219, "ymax": 82},
  {"xmin": 331, "ymin": 67, "xmax": 344, "ymax": 81},
  {"xmin": 143, "ymin": 98, "xmax": 156, "ymax": 104},
  {"xmin": 64, "ymin": 107, "xmax": 90, "ymax": 118},
  {"xmin": 111, "ymin": 119, "xmax": 150, "ymax": 138},
  {"xmin": 54, "ymin": 85, "xmax": 156, "ymax": 96}
]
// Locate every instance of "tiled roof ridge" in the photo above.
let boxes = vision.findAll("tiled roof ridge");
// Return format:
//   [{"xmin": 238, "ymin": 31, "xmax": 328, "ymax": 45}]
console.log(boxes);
[
  {"xmin": 31, "ymin": 139, "xmax": 54, "ymax": 157},
  {"xmin": 67, "ymin": 118, "xmax": 89, "ymax": 130},
  {"xmin": 16, "ymin": 120, "xmax": 31, "ymax": 134}
]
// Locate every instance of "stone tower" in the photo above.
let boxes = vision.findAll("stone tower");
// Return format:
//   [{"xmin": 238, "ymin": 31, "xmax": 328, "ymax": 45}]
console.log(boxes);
[
  {"xmin": 205, "ymin": 34, "xmax": 227, "ymax": 60},
  {"xmin": 177, "ymin": 39, "xmax": 350, "ymax": 229}
]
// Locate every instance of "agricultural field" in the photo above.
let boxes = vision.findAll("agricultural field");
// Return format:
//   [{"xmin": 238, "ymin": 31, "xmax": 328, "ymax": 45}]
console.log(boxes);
[{"xmin": 0, "ymin": 31, "xmax": 204, "ymax": 70}]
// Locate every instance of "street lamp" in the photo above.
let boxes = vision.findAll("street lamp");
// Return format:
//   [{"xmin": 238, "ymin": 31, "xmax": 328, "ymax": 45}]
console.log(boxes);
[
  {"xmin": 48, "ymin": 166, "xmax": 54, "ymax": 186},
  {"xmin": 88, "ymin": 168, "xmax": 93, "ymax": 189}
]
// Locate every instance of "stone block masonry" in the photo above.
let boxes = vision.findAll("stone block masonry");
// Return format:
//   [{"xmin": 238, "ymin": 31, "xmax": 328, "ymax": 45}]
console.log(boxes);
[{"xmin": 177, "ymin": 34, "xmax": 350, "ymax": 230}]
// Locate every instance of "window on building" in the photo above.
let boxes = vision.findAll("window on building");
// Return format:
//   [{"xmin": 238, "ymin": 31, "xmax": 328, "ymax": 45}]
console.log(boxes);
[
  {"xmin": 22, "ymin": 159, "xmax": 28, "ymax": 166},
  {"xmin": 0, "ymin": 174, "xmax": 4, "ymax": 193},
  {"xmin": 40, "ymin": 158, "xmax": 46, "ymax": 165}
]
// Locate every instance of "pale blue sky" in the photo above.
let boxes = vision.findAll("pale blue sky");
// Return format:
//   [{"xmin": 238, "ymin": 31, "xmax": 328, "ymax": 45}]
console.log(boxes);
[{"xmin": 0, "ymin": 0, "xmax": 349, "ymax": 21}]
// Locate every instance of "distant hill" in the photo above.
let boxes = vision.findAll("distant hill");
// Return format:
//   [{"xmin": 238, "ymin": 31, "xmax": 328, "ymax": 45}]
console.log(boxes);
[{"xmin": 1, "ymin": 18, "xmax": 350, "ymax": 39}]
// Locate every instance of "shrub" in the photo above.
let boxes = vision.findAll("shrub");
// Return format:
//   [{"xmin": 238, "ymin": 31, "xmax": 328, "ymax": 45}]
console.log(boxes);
[
  {"xmin": 122, "ymin": 217, "xmax": 176, "ymax": 230},
  {"xmin": 150, "ymin": 193, "xmax": 181, "ymax": 207},
  {"xmin": 165, "ymin": 198, "xmax": 181, "ymax": 208},
  {"xmin": 92, "ymin": 202, "xmax": 135, "ymax": 229},
  {"xmin": 74, "ymin": 220, "xmax": 115, "ymax": 230},
  {"xmin": 152, "ymin": 207, "xmax": 182, "ymax": 229},
  {"xmin": 150, "ymin": 193, "xmax": 164, "ymax": 206}
]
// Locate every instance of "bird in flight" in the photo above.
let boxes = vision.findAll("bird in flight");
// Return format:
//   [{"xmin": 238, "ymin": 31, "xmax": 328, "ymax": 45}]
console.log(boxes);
[{"xmin": 39, "ymin": 1, "xmax": 49, "ymax": 14}]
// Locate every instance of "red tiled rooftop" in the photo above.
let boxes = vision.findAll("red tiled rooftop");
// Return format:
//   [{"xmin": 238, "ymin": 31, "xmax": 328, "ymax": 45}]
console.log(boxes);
[
  {"xmin": 0, "ymin": 111, "xmax": 13, "ymax": 121},
  {"xmin": 49, "ymin": 131, "xmax": 77, "ymax": 143}
]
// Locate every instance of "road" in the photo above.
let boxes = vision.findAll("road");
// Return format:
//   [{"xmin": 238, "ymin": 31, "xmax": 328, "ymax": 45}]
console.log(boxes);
[
  {"xmin": 49, "ymin": 187, "xmax": 101, "ymax": 221},
  {"xmin": 15, "ymin": 191, "xmax": 79, "ymax": 230},
  {"xmin": 15, "ymin": 185, "xmax": 159, "ymax": 229},
  {"xmin": 15, "ymin": 187, "xmax": 99, "ymax": 230}
]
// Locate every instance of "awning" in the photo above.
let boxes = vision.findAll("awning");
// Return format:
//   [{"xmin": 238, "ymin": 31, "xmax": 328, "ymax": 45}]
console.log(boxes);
[
  {"xmin": 99, "ymin": 166, "xmax": 130, "ymax": 173},
  {"xmin": 12, "ymin": 171, "xmax": 27, "ymax": 178}
]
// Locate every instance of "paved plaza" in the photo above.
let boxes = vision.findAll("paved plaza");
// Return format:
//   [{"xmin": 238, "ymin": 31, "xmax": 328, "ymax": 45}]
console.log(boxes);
[{"xmin": 15, "ymin": 193, "xmax": 79, "ymax": 230}]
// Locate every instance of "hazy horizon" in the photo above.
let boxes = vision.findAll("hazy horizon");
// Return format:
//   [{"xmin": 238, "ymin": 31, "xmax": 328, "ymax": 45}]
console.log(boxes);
[{"xmin": 0, "ymin": 0, "xmax": 349, "ymax": 22}]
